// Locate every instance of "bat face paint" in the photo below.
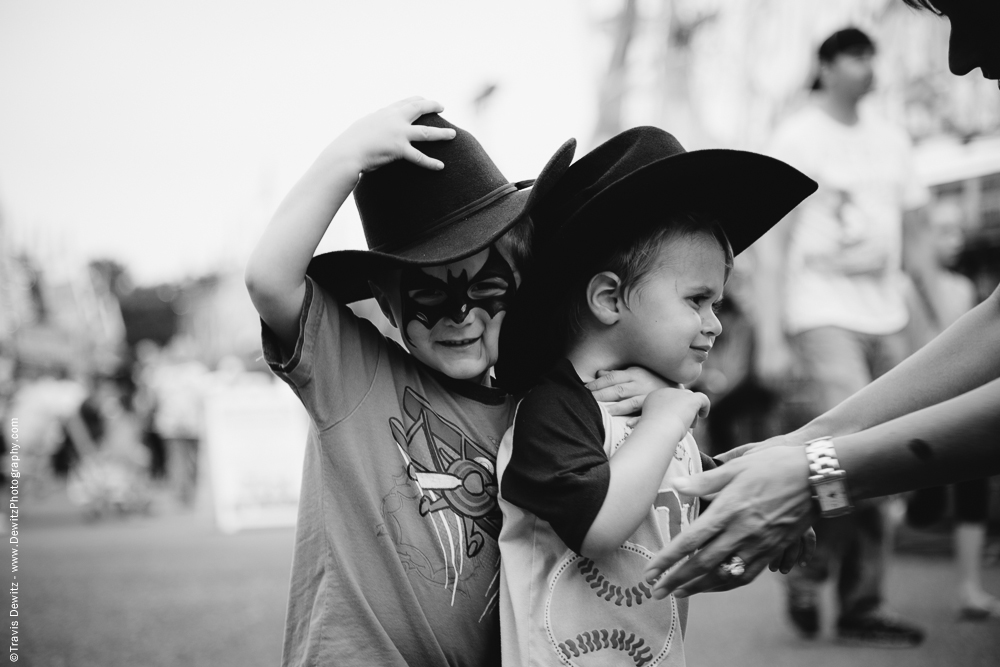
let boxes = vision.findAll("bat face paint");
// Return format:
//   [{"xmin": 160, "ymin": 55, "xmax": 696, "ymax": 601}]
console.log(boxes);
[{"xmin": 399, "ymin": 246, "xmax": 516, "ymax": 338}]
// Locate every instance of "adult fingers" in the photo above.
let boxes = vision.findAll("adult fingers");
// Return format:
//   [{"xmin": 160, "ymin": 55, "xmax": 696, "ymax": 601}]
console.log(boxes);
[
  {"xmin": 671, "ymin": 465, "xmax": 736, "ymax": 499},
  {"xmin": 770, "ymin": 539, "xmax": 800, "ymax": 574},
  {"xmin": 650, "ymin": 527, "xmax": 764, "ymax": 598},
  {"xmin": 714, "ymin": 442, "xmax": 758, "ymax": 463},
  {"xmin": 799, "ymin": 527, "xmax": 817, "ymax": 566},
  {"xmin": 676, "ymin": 546, "xmax": 783, "ymax": 596},
  {"xmin": 768, "ymin": 554, "xmax": 781, "ymax": 573},
  {"xmin": 643, "ymin": 500, "xmax": 731, "ymax": 583}
]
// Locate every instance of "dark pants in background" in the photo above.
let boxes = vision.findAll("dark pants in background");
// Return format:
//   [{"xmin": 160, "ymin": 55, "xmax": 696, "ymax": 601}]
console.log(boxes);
[{"xmin": 782, "ymin": 326, "xmax": 910, "ymax": 622}]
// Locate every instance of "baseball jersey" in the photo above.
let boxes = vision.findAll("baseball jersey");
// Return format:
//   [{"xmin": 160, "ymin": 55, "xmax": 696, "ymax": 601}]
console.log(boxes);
[{"xmin": 496, "ymin": 359, "xmax": 703, "ymax": 667}]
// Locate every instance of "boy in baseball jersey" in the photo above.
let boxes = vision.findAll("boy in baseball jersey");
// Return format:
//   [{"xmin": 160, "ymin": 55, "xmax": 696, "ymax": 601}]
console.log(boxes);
[{"xmin": 494, "ymin": 126, "xmax": 816, "ymax": 666}]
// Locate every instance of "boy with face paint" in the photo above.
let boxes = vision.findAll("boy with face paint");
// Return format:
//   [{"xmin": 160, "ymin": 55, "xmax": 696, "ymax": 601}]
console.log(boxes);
[
  {"xmin": 245, "ymin": 99, "xmax": 664, "ymax": 667},
  {"xmin": 492, "ymin": 127, "xmax": 816, "ymax": 667},
  {"xmin": 377, "ymin": 246, "xmax": 519, "ymax": 384}
]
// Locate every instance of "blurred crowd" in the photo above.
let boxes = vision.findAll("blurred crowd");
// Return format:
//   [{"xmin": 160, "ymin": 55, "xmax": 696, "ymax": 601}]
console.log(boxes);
[
  {"xmin": 0, "ymin": 332, "xmax": 272, "ymax": 519},
  {"xmin": 0, "ymin": 248, "xmax": 277, "ymax": 518}
]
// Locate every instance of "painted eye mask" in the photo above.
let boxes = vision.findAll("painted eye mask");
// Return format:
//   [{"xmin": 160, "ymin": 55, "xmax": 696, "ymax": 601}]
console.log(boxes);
[{"xmin": 400, "ymin": 246, "xmax": 517, "ymax": 334}]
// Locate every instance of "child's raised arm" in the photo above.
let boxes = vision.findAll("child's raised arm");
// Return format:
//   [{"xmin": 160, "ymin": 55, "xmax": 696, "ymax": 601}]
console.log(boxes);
[
  {"xmin": 244, "ymin": 97, "xmax": 456, "ymax": 351},
  {"xmin": 580, "ymin": 387, "xmax": 710, "ymax": 559}
]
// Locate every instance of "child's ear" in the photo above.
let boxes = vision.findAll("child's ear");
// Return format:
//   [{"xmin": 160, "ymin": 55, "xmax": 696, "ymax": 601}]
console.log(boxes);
[
  {"xmin": 587, "ymin": 271, "xmax": 623, "ymax": 326},
  {"xmin": 369, "ymin": 280, "xmax": 398, "ymax": 329}
]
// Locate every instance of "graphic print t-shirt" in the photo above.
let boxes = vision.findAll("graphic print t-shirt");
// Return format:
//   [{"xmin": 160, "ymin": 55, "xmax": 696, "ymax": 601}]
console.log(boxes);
[
  {"xmin": 262, "ymin": 278, "xmax": 516, "ymax": 667},
  {"xmin": 496, "ymin": 359, "xmax": 703, "ymax": 667}
]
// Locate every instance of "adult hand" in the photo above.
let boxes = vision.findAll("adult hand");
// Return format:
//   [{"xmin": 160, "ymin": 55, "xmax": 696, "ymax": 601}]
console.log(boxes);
[
  {"xmin": 643, "ymin": 445, "xmax": 816, "ymax": 598},
  {"xmin": 714, "ymin": 432, "xmax": 798, "ymax": 464}
]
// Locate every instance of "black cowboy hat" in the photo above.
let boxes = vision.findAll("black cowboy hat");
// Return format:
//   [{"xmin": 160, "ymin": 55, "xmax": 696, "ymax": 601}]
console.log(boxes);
[
  {"xmin": 306, "ymin": 113, "xmax": 576, "ymax": 303},
  {"xmin": 495, "ymin": 125, "xmax": 817, "ymax": 393}
]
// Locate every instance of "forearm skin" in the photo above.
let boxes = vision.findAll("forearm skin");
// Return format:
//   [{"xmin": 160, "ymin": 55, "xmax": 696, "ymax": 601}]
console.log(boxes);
[{"xmin": 836, "ymin": 376, "xmax": 1000, "ymax": 501}]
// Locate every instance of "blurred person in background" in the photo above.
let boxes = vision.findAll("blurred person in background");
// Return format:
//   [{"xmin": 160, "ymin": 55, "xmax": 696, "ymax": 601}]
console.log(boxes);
[
  {"xmin": 744, "ymin": 26, "xmax": 929, "ymax": 646},
  {"xmin": 132, "ymin": 339, "xmax": 168, "ymax": 480},
  {"xmin": 3, "ymin": 366, "xmax": 88, "ymax": 497},
  {"xmin": 903, "ymin": 201, "xmax": 999, "ymax": 619},
  {"xmin": 63, "ymin": 371, "xmax": 152, "ymax": 517},
  {"xmin": 642, "ymin": 0, "xmax": 1000, "ymax": 606},
  {"xmin": 143, "ymin": 337, "xmax": 210, "ymax": 507}
]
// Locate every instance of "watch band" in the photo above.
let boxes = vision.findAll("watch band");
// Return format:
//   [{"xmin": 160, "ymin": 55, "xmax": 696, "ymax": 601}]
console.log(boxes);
[{"xmin": 804, "ymin": 436, "xmax": 853, "ymax": 517}]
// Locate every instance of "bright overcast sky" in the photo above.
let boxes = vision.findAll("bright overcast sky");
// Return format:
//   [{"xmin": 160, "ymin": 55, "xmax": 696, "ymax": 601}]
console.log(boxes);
[{"xmin": 0, "ymin": 0, "xmax": 597, "ymax": 285}]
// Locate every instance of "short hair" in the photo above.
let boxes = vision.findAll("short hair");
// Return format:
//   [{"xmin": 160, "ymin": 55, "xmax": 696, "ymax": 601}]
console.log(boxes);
[
  {"xmin": 554, "ymin": 210, "xmax": 734, "ymax": 351},
  {"xmin": 812, "ymin": 27, "xmax": 876, "ymax": 90},
  {"xmin": 495, "ymin": 215, "xmax": 535, "ymax": 275}
]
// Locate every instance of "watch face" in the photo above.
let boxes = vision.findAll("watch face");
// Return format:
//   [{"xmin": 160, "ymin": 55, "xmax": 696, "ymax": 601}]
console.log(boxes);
[{"xmin": 817, "ymin": 480, "xmax": 849, "ymax": 511}]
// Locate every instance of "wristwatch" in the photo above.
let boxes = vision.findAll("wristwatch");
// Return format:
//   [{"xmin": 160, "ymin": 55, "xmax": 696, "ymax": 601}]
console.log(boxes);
[{"xmin": 804, "ymin": 436, "xmax": 853, "ymax": 518}]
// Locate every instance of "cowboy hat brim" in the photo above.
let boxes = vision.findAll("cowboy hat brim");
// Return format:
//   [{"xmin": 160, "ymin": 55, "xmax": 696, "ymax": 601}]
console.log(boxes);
[
  {"xmin": 542, "ymin": 147, "xmax": 818, "ymax": 262},
  {"xmin": 495, "ymin": 148, "xmax": 817, "ymax": 394},
  {"xmin": 307, "ymin": 137, "xmax": 577, "ymax": 304}
]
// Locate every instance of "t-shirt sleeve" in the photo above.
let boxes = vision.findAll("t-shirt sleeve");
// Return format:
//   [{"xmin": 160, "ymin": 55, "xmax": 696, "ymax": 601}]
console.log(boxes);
[
  {"xmin": 501, "ymin": 381, "xmax": 610, "ymax": 554},
  {"xmin": 260, "ymin": 276, "xmax": 383, "ymax": 429}
]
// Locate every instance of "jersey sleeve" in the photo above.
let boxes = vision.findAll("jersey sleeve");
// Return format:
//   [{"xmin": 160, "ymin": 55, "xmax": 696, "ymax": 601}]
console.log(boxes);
[
  {"xmin": 501, "ymin": 379, "xmax": 610, "ymax": 554},
  {"xmin": 260, "ymin": 276, "xmax": 384, "ymax": 429}
]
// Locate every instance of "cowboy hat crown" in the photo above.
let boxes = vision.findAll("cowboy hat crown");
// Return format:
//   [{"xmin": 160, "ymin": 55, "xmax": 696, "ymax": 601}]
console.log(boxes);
[
  {"xmin": 496, "ymin": 125, "xmax": 818, "ymax": 393},
  {"xmin": 307, "ymin": 114, "xmax": 575, "ymax": 303}
]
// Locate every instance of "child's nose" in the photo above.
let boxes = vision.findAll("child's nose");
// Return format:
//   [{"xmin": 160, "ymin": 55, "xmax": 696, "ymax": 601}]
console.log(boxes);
[
  {"xmin": 703, "ymin": 310, "xmax": 722, "ymax": 337},
  {"xmin": 447, "ymin": 303, "xmax": 472, "ymax": 324}
]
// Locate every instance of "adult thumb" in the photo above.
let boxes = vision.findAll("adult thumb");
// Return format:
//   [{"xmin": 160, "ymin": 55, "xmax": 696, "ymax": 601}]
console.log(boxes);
[{"xmin": 673, "ymin": 465, "xmax": 736, "ymax": 497}]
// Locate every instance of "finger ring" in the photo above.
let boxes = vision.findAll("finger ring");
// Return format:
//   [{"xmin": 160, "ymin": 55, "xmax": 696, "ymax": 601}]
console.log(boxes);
[{"xmin": 718, "ymin": 555, "xmax": 746, "ymax": 578}]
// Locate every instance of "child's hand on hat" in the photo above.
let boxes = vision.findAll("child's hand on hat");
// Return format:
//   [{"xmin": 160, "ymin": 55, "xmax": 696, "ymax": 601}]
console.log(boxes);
[
  {"xmin": 330, "ymin": 96, "xmax": 456, "ymax": 175},
  {"xmin": 586, "ymin": 366, "xmax": 677, "ymax": 418}
]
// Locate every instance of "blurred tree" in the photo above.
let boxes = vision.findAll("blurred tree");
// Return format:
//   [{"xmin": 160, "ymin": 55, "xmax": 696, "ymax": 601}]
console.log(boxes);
[
  {"xmin": 88, "ymin": 259, "xmax": 129, "ymax": 298},
  {"xmin": 593, "ymin": 0, "xmax": 637, "ymax": 145},
  {"xmin": 119, "ymin": 286, "xmax": 179, "ymax": 348}
]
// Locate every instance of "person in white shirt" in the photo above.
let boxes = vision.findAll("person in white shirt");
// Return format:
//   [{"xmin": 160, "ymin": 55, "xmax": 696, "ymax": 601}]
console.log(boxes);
[{"xmin": 750, "ymin": 27, "xmax": 926, "ymax": 647}]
